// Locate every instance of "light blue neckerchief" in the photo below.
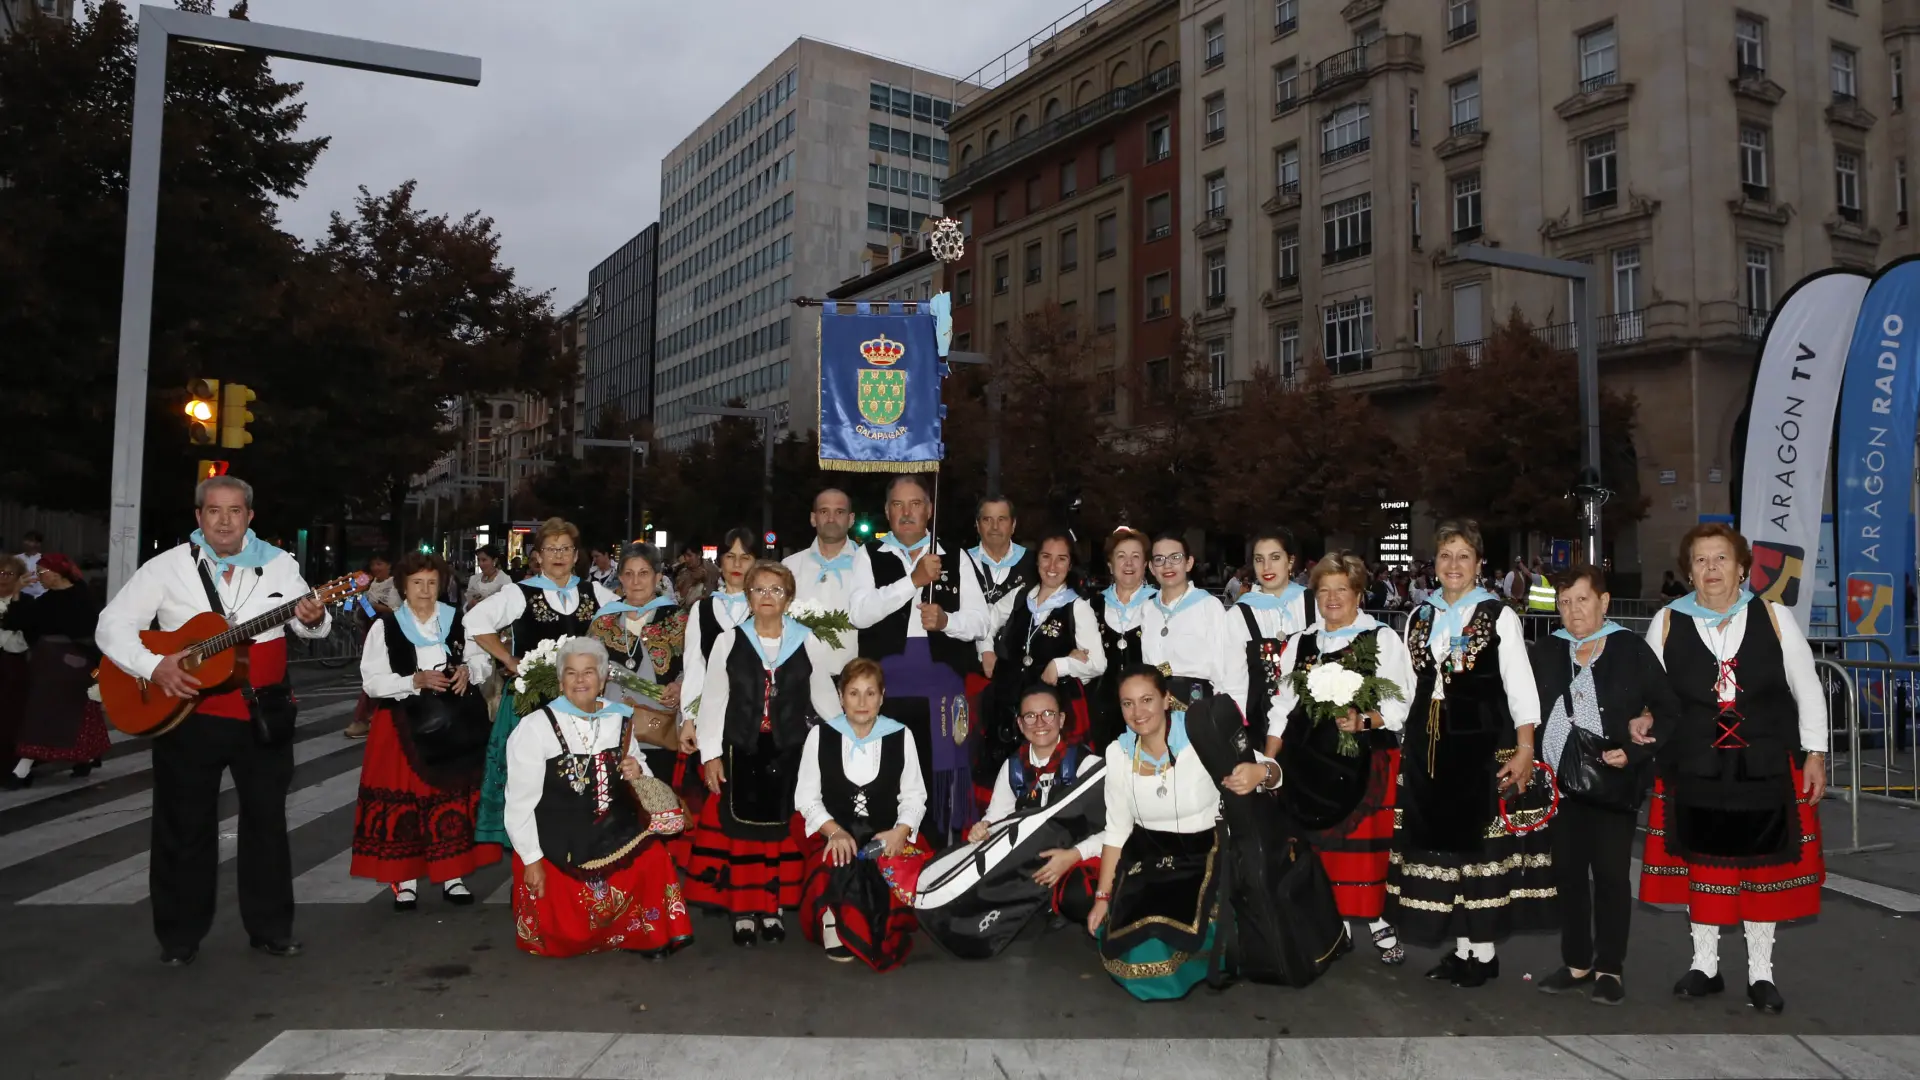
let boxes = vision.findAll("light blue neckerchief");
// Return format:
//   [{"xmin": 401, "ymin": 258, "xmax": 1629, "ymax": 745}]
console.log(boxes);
[
  {"xmin": 810, "ymin": 544, "xmax": 856, "ymax": 586},
  {"xmin": 1667, "ymin": 589, "xmax": 1754, "ymax": 625},
  {"xmin": 825, "ymin": 713, "xmax": 905, "ymax": 750},
  {"xmin": 1153, "ymin": 584, "xmax": 1213, "ymax": 623},
  {"xmin": 547, "ymin": 696, "xmax": 634, "ymax": 720},
  {"xmin": 190, "ymin": 528, "xmax": 283, "ymax": 572},
  {"xmin": 527, "ymin": 574, "xmax": 579, "ymax": 605},
  {"xmin": 597, "ymin": 595, "xmax": 677, "ymax": 621},
  {"xmin": 713, "ymin": 589, "xmax": 749, "ymax": 625},
  {"xmin": 394, "ymin": 603, "xmax": 455, "ymax": 649},
  {"xmin": 1026, "ymin": 585, "xmax": 1078, "ymax": 621},
  {"xmin": 1102, "ymin": 583, "xmax": 1156, "ymax": 614},
  {"xmin": 1426, "ymin": 587, "xmax": 1497, "ymax": 642},
  {"xmin": 1314, "ymin": 611, "xmax": 1380, "ymax": 653},
  {"xmin": 1553, "ymin": 621, "xmax": 1627, "ymax": 645},
  {"xmin": 880, "ymin": 533, "xmax": 932, "ymax": 561},
  {"xmin": 970, "ymin": 542, "xmax": 1027, "ymax": 572},
  {"xmin": 1237, "ymin": 582, "xmax": 1305, "ymax": 614},
  {"xmin": 1117, "ymin": 712, "xmax": 1191, "ymax": 769},
  {"xmin": 744, "ymin": 616, "xmax": 811, "ymax": 668}
]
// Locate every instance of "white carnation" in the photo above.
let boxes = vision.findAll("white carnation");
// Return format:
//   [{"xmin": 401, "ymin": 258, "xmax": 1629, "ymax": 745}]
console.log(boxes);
[
  {"xmin": 514, "ymin": 677, "xmax": 528, "ymax": 695},
  {"xmin": 1305, "ymin": 661, "xmax": 1365, "ymax": 708},
  {"xmin": 788, "ymin": 600, "xmax": 823, "ymax": 620}
]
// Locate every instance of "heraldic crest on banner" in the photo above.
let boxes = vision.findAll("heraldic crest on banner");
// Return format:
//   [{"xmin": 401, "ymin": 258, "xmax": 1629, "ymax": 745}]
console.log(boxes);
[{"xmin": 857, "ymin": 334, "xmax": 907, "ymax": 426}]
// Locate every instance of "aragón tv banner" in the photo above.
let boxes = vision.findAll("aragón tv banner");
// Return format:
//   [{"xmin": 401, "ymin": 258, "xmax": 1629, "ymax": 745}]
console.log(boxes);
[{"xmin": 1834, "ymin": 257, "xmax": 1920, "ymax": 659}]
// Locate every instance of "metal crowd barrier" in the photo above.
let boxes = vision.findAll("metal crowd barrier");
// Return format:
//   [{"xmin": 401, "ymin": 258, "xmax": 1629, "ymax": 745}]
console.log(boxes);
[
  {"xmin": 286, "ymin": 610, "xmax": 364, "ymax": 669},
  {"xmin": 1816, "ymin": 656, "xmax": 1919, "ymax": 820}
]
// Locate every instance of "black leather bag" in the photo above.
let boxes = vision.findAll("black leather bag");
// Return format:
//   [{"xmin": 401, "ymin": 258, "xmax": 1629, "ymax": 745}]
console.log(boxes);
[
  {"xmin": 401, "ymin": 687, "xmax": 492, "ymax": 771},
  {"xmin": 1557, "ymin": 725, "xmax": 1647, "ymax": 812},
  {"xmin": 246, "ymin": 682, "xmax": 298, "ymax": 748}
]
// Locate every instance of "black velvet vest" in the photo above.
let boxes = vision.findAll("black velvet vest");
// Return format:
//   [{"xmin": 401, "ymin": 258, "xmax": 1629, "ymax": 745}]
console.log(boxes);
[
  {"xmin": 970, "ymin": 546, "xmax": 1037, "ymax": 608},
  {"xmin": 376, "ymin": 608, "xmax": 466, "ymax": 700},
  {"xmin": 1236, "ymin": 604, "xmax": 1288, "ymax": 735},
  {"xmin": 510, "ymin": 581, "xmax": 598, "ymax": 659},
  {"xmin": 818, "ymin": 726, "xmax": 907, "ymax": 843},
  {"xmin": 720, "ymin": 632, "xmax": 816, "ymax": 751},
  {"xmin": 996, "ymin": 587, "xmax": 1080, "ymax": 687},
  {"xmin": 530, "ymin": 709, "xmax": 644, "ymax": 879},
  {"xmin": 1662, "ymin": 605, "xmax": 1800, "ymax": 809},
  {"xmin": 860, "ymin": 539, "xmax": 978, "ymax": 674}
]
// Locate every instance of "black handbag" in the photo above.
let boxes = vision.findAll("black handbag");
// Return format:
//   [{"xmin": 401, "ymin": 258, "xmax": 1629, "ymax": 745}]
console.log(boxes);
[
  {"xmin": 1557, "ymin": 725, "xmax": 1646, "ymax": 811},
  {"xmin": 244, "ymin": 682, "xmax": 298, "ymax": 748},
  {"xmin": 401, "ymin": 687, "xmax": 491, "ymax": 769}
]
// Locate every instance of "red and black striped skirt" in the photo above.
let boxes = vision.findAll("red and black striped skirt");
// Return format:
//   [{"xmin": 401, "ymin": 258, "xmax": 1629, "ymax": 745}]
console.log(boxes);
[{"xmin": 1639, "ymin": 760, "xmax": 1825, "ymax": 925}]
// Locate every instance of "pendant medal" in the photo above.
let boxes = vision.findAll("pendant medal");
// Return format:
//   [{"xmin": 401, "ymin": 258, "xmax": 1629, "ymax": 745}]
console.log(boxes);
[{"xmin": 1160, "ymin": 627, "xmax": 1169, "ymax": 637}]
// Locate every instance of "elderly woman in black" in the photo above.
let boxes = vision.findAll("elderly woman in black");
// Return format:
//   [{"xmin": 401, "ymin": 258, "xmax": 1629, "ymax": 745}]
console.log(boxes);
[{"xmin": 1530, "ymin": 565, "xmax": 1678, "ymax": 1005}]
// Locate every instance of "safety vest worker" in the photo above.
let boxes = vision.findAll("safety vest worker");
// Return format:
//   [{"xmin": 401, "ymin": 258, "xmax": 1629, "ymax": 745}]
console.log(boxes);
[{"xmin": 1527, "ymin": 572, "xmax": 1557, "ymax": 612}]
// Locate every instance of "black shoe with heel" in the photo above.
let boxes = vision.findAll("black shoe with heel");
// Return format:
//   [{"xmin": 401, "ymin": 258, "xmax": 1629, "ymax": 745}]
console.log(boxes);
[
  {"xmin": 758, "ymin": 915, "xmax": 786, "ymax": 944},
  {"xmin": 1748, "ymin": 980, "xmax": 1784, "ymax": 1014},
  {"xmin": 1673, "ymin": 969, "xmax": 1725, "ymax": 998}
]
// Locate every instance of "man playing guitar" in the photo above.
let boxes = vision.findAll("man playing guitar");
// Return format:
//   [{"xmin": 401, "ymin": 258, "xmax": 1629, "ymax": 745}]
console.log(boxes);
[{"xmin": 95, "ymin": 476, "xmax": 331, "ymax": 966}]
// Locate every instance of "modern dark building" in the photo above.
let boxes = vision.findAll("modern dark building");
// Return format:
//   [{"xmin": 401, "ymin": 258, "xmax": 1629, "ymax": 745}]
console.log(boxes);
[{"xmin": 585, "ymin": 222, "xmax": 661, "ymax": 433}]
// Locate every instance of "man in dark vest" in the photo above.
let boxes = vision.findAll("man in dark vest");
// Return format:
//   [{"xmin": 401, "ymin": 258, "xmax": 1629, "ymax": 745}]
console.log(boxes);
[{"xmin": 847, "ymin": 474, "xmax": 990, "ymax": 840}]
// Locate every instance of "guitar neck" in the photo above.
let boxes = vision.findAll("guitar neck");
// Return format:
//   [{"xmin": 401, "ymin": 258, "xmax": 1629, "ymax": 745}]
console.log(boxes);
[{"xmin": 194, "ymin": 592, "xmax": 314, "ymax": 659}]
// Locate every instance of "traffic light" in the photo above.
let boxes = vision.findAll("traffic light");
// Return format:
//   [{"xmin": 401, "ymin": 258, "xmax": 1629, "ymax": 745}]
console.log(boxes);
[
  {"xmin": 220, "ymin": 382, "xmax": 256, "ymax": 449},
  {"xmin": 196, "ymin": 459, "xmax": 231, "ymax": 482},
  {"xmin": 855, "ymin": 516, "xmax": 873, "ymax": 538},
  {"xmin": 184, "ymin": 379, "xmax": 220, "ymax": 445}
]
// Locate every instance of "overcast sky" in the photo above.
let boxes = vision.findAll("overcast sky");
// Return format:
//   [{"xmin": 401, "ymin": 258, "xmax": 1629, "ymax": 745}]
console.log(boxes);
[{"xmin": 242, "ymin": 0, "xmax": 1058, "ymax": 307}]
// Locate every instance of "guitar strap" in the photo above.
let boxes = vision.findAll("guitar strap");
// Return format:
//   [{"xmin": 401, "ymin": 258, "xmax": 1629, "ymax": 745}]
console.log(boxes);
[{"xmin": 194, "ymin": 560, "xmax": 263, "ymax": 619}]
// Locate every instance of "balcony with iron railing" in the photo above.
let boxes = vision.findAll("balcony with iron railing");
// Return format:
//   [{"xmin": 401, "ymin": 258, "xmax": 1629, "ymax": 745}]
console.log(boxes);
[
  {"xmin": 1418, "ymin": 339, "xmax": 1483, "ymax": 375},
  {"xmin": 1313, "ymin": 44, "xmax": 1368, "ymax": 95},
  {"xmin": 1447, "ymin": 19, "xmax": 1477, "ymax": 42},
  {"xmin": 1741, "ymin": 306, "xmax": 1770, "ymax": 339},
  {"xmin": 1449, "ymin": 115, "xmax": 1480, "ymax": 138},
  {"xmin": 1580, "ymin": 68, "xmax": 1618, "ymax": 94},
  {"xmin": 1322, "ymin": 136, "xmax": 1371, "ymax": 165},
  {"xmin": 941, "ymin": 63, "xmax": 1180, "ymax": 198},
  {"xmin": 1419, "ymin": 310, "xmax": 1651, "ymax": 375},
  {"xmin": 1584, "ymin": 188, "xmax": 1618, "ymax": 213},
  {"xmin": 1308, "ymin": 34, "xmax": 1423, "ymax": 101}
]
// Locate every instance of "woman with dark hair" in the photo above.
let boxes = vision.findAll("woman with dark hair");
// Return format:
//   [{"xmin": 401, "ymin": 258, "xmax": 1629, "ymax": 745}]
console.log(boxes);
[
  {"xmin": 1230, "ymin": 527, "xmax": 1313, "ymax": 740},
  {"xmin": 351, "ymin": 552, "xmax": 498, "ymax": 909},
  {"xmin": 3, "ymin": 553, "xmax": 108, "ymax": 788},
  {"xmin": 1386, "ymin": 519, "xmax": 1553, "ymax": 988},
  {"xmin": 1084, "ymin": 666, "xmax": 1280, "ymax": 1000},
  {"xmin": 965, "ymin": 683, "xmax": 1106, "ymax": 923},
  {"xmin": 589, "ymin": 543, "xmax": 692, "ymax": 784},
  {"xmin": 986, "ymin": 531, "xmax": 1107, "ymax": 763},
  {"xmin": 1641, "ymin": 524, "xmax": 1827, "ymax": 1015},
  {"xmin": 465, "ymin": 545, "xmax": 509, "ymax": 611},
  {"xmin": 1269, "ymin": 552, "xmax": 1414, "ymax": 964},
  {"xmin": 1140, "ymin": 534, "xmax": 1245, "ymax": 714},
  {"xmin": 1531, "ymin": 564, "xmax": 1679, "ymax": 1005},
  {"xmin": 1085, "ymin": 527, "xmax": 1155, "ymax": 748},
  {"xmin": 680, "ymin": 527, "xmax": 759, "ymax": 734}
]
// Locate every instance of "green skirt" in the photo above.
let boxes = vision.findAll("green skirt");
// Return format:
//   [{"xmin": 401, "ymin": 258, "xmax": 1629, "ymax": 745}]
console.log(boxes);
[
  {"xmin": 474, "ymin": 688, "xmax": 520, "ymax": 849},
  {"xmin": 1096, "ymin": 825, "xmax": 1222, "ymax": 1002},
  {"xmin": 1099, "ymin": 920, "xmax": 1218, "ymax": 1001}
]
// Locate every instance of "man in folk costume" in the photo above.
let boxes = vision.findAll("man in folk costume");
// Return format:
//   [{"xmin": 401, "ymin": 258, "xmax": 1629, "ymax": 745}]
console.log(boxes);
[
  {"xmin": 95, "ymin": 476, "xmax": 332, "ymax": 965},
  {"xmin": 781, "ymin": 487, "xmax": 865, "ymax": 676},
  {"xmin": 847, "ymin": 474, "xmax": 991, "ymax": 839},
  {"xmin": 967, "ymin": 494, "xmax": 1036, "ymax": 802}
]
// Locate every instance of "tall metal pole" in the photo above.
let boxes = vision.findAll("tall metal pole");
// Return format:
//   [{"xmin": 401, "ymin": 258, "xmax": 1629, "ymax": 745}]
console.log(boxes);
[
  {"xmin": 626, "ymin": 438, "xmax": 636, "ymax": 544},
  {"xmin": 1574, "ymin": 265, "xmax": 1603, "ymax": 567},
  {"xmin": 762, "ymin": 424, "xmax": 775, "ymax": 544}
]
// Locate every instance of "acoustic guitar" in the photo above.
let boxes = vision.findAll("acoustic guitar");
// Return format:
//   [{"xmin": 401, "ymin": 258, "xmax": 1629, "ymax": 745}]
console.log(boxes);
[{"xmin": 97, "ymin": 572, "xmax": 370, "ymax": 737}]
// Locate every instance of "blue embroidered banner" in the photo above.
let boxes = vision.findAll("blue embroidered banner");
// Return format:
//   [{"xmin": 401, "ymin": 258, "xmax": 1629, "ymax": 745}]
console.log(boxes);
[{"xmin": 818, "ymin": 302, "xmax": 945, "ymax": 472}]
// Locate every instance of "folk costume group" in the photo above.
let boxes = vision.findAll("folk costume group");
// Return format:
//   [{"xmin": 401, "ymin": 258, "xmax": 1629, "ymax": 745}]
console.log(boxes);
[{"xmin": 101, "ymin": 476, "xmax": 1830, "ymax": 1018}]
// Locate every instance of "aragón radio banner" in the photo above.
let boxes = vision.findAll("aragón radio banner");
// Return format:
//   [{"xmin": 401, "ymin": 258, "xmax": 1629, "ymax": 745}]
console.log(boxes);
[
  {"xmin": 817, "ymin": 302, "xmax": 945, "ymax": 472},
  {"xmin": 1738, "ymin": 270, "xmax": 1870, "ymax": 633},
  {"xmin": 1834, "ymin": 257, "xmax": 1920, "ymax": 658}
]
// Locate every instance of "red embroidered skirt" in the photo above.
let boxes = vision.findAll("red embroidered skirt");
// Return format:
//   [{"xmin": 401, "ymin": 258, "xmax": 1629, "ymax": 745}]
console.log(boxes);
[
  {"xmin": 1051, "ymin": 855, "xmax": 1101, "ymax": 922},
  {"xmin": 351, "ymin": 706, "xmax": 499, "ymax": 884},
  {"xmin": 798, "ymin": 831, "xmax": 932, "ymax": 972},
  {"xmin": 1308, "ymin": 746, "xmax": 1400, "ymax": 920},
  {"xmin": 685, "ymin": 797, "xmax": 807, "ymax": 916},
  {"xmin": 1639, "ymin": 761, "xmax": 1825, "ymax": 925},
  {"xmin": 511, "ymin": 848, "xmax": 693, "ymax": 958}
]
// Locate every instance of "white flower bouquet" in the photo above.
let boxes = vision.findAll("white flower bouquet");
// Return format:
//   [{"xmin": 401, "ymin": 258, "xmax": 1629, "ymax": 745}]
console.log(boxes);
[
  {"xmin": 513, "ymin": 636, "xmax": 666, "ymax": 717},
  {"xmin": 785, "ymin": 600, "xmax": 853, "ymax": 650},
  {"xmin": 1289, "ymin": 633, "xmax": 1404, "ymax": 756}
]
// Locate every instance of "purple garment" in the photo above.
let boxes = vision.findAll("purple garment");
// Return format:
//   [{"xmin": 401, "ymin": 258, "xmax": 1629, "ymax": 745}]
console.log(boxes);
[{"xmin": 878, "ymin": 638, "xmax": 977, "ymax": 835}]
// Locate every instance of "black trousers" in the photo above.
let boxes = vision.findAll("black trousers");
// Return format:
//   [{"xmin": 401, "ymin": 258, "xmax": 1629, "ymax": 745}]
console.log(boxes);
[
  {"xmin": 1549, "ymin": 796, "xmax": 1637, "ymax": 975},
  {"xmin": 150, "ymin": 712, "xmax": 295, "ymax": 949}
]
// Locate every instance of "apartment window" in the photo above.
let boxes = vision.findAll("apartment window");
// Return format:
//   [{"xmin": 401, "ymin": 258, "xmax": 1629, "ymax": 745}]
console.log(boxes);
[
  {"xmin": 1026, "ymin": 175, "xmax": 1043, "ymax": 212},
  {"xmin": 1612, "ymin": 246, "xmax": 1641, "ymax": 313},
  {"xmin": 1146, "ymin": 357, "xmax": 1171, "ymax": 394},
  {"xmin": 1276, "ymin": 322, "xmax": 1301, "ymax": 379},
  {"xmin": 1895, "ymin": 53, "xmax": 1906, "ymax": 111},
  {"xmin": 1097, "ymin": 288, "xmax": 1117, "ymax": 330},
  {"xmin": 1736, "ymin": 15, "xmax": 1765, "ymax": 75},
  {"xmin": 1899, "ymin": 158, "xmax": 1910, "ymax": 226},
  {"xmin": 992, "ymin": 253, "xmax": 1010, "ymax": 294},
  {"xmin": 1411, "ymin": 183, "xmax": 1422, "ymax": 245},
  {"xmin": 1060, "ymin": 227, "xmax": 1079, "ymax": 271},
  {"xmin": 955, "ymin": 269, "xmax": 974, "ymax": 306},
  {"xmin": 1207, "ymin": 338, "xmax": 1230, "ymax": 391},
  {"xmin": 1204, "ymin": 20, "xmax": 1226, "ymax": 70},
  {"xmin": 1832, "ymin": 46, "xmax": 1857, "ymax": 101},
  {"xmin": 1322, "ymin": 192, "xmax": 1373, "ymax": 264},
  {"xmin": 1449, "ymin": 75, "xmax": 1480, "ymax": 134},
  {"xmin": 1205, "ymin": 250, "xmax": 1228, "ymax": 305},
  {"xmin": 1323, "ymin": 296, "xmax": 1375, "ymax": 369},
  {"xmin": 1745, "ymin": 246, "xmax": 1773, "ymax": 316},
  {"xmin": 1145, "ymin": 272, "xmax": 1172, "ymax": 319},
  {"xmin": 1060, "ymin": 160, "xmax": 1078, "ymax": 199},
  {"xmin": 1060, "ymin": 300, "xmax": 1079, "ymax": 339},
  {"xmin": 1205, "ymin": 172, "xmax": 1228, "ymax": 217},
  {"xmin": 1024, "ymin": 241, "xmax": 1043, "ymax": 283},
  {"xmin": 1413, "ymin": 289, "xmax": 1425, "ymax": 346},
  {"xmin": 1321, "ymin": 102, "xmax": 1372, "ymax": 163},
  {"xmin": 958, "ymin": 207, "xmax": 974, "ymax": 236},
  {"xmin": 1097, "ymin": 213, "xmax": 1118, "ymax": 256},
  {"xmin": 1276, "ymin": 228, "xmax": 1300, "ymax": 284},
  {"xmin": 1098, "ymin": 142, "xmax": 1117, "ymax": 182},
  {"xmin": 1275, "ymin": 144, "xmax": 1301, "ymax": 194},
  {"xmin": 1579, "ymin": 24, "xmax": 1617, "ymax": 91},
  {"xmin": 1740, "ymin": 124, "xmax": 1770, "ymax": 199},
  {"xmin": 1409, "ymin": 89, "xmax": 1420, "ymax": 144},
  {"xmin": 994, "ymin": 190, "xmax": 1010, "ymax": 225},
  {"xmin": 1275, "ymin": 61, "xmax": 1299, "ymax": 111},
  {"xmin": 1354, "ymin": 21, "xmax": 1382, "ymax": 47},
  {"xmin": 1583, "ymin": 132, "xmax": 1619, "ymax": 210},
  {"xmin": 1096, "ymin": 369, "xmax": 1115, "ymax": 413},
  {"xmin": 1205, "ymin": 94, "xmax": 1227, "ymax": 142},
  {"xmin": 1146, "ymin": 193, "xmax": 1172, "ymax": 240},
  {"xmin": 1836, "ymin": 149, "xmax": 1862, "ymax": 221},
  {"xmin": 1452, "ymin": 172, "xmax": 1482, "ymax": 240},
  {"xmin": 1448, "ymin": 0, "xmax": 1478, "ymax": 42},
  {"xmin": 1274, "ymin": 0, "xmax": 1298, "ymax": 35},
  {"xmin": 1147, "ymin": 117, "xmax": 1172, "ymax": 161}
]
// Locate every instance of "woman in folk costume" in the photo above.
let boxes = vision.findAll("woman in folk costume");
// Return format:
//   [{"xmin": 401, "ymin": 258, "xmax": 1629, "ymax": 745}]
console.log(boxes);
[
  {"xmin": 1085, "ymin": 527, "xmax": 1155, "ymax": 748},
  {"xmin": 502, "ymin": 636, "xmax": 693, "ymax": 959},
  {"xmin": 1640, "ymin": 524, "xmax": 1827, "ymax": 1015},
  {"xmin": 1084, "ymin": 666, "xmax": 1281, "ymax": 1001},
  {"xmin": 3, "ymin": 552, "xmax": 110, "ymax": 788},
  {"xmin": 0, "ymin": 554, "xmax": 29, "ymax": 773},
  {"xmin": 1269, "ymin": 552, "xmax": 1415, "ymax": 964},
  {"xmin": 587, "ymin": 543, "xmax": 692, "ymax": 790},
  {"xmin": 795, "ymin": 657, "xmax": 932, "ymax": 969},
  {"xmin": 691, "ymin": 560, "xmax": 840, "ymax": 947},
  {"xmin": 1386, "ymin": 519, "xmax": 1553, "ymax": 988},
  {"xmin": 1139, "ymin": 534, "xmax": 1247, "ymax": 715},
  {"xmin": 351, "ymin": 553, "xmax": 499, "ymax": 910},
  {"xmin": 984, "ymin": 531, "xmax": 1107, "ymax": 767},
  {"xmin": 680, "ymin": 527, "xmax": 760, "ymax": 726},
  {"xmin": 467, "ymin": 518, "xmax": 609, "ymax": 849},
  {"xmin": 967, "ymin": 684, "xmax": 1105, "ymax": 923},
  {"xmin": 1231, "ymin": 527, "xmax": 1313, "ymax": 747}
]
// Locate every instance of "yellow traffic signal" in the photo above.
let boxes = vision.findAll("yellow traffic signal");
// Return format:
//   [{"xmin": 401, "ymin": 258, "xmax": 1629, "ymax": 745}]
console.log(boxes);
[
  {"xmin": 220, "ymin": 383, "xmax": 256, "ymax": 449},
  {"xmin": 197, "ymin": 459, "xmax": 231, "ymax": 481},
  {"xmin": 185, "ymin": 379, "xmax": 220, "ymax": 445}
]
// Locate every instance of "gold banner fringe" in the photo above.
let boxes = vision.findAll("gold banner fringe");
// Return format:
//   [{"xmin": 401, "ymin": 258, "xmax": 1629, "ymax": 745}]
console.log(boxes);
[{"xmin": 817, "ymin": 458, "xmax": 939, "ymax": 473}]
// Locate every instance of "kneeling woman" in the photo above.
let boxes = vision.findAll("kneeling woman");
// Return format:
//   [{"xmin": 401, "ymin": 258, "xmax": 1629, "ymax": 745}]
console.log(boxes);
[
  {"xmin": 968, "ymin": 684, "xmax": 1105, "ymax": 922},
  {"xmin": 1085, "ymin": 667, "xmax": 1280, "ymax": 1001},
  {"xmin": 691, "ymin": 560, "xmax": 841, "ymax": 946},
  {"xmin": 795, "ymin": 657, "xmax": 932, "ymax": 970},
  {"xmin": 503, "ymin": 637, "xmax": 693, "ymax": 959}
]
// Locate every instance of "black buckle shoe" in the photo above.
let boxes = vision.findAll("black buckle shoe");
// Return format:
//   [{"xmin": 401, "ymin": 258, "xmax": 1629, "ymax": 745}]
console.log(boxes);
[
  {"xmin": 249, "ymin": 936, "xmax": 302, "ymax": 958},
  {"xmin": 159, "ymin": 944, "xmax": 197, "ymax": 967},
  {"xmin": 1592, "ymin": 974, "xmax": 1625, "ymax": 1006},
  {"xmin": 441, "ymin": 882, "xmax": 475, "ymax": 907},
  {"xmin": 1747, "ymin": 979, "xmax": 1785, "ymax": 1014},
  {"xmin": 1455, "ymin": 956, "xmax": 1498, "ymax": 988},
  {"xmin": 732, "ymin": 920, "xmax": 758, "ymax": 947},
  {"xmin": 758, "ymin": 916, "xmax": 786, "ymax": 944},
  {"xmin": 1537, "ymin": 966, "xmax": 1595, "ymax": 995},
  {"xmin": 1425, "ymin": 953, "xmax": 1464, "ymax": 982},
  {"xmin": 1673, "ymin": 969, "xmax": 1725, "ymax": 998}
]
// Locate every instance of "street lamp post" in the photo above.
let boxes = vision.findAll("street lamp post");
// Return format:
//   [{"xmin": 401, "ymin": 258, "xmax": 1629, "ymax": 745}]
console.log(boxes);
[
  {"xmin": 687, "ymin": 405, "xmax": 779, "ymax": 544},
  {"xmin": 578, "ymin": 436, "xmax": 650, "ymax": 542},
  {"xmin": 1449, "ymin": 243, "xmax": 1605, "ymax": 567},
  {"xmin": 107, "ymin": 5, "xmax": 481, "ymax": 597}
]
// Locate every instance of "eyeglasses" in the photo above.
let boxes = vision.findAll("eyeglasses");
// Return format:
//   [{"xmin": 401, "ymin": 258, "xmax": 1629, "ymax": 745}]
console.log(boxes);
[
  {"xmin": 539, "ymin": 545, "xmax": 576, "ymax": 555},
  {"xmin": 0, "ymin": 571, "xmax": 16, "ymax": 578},
  {"xmin": 1018, "ymin": 709, "xmax": 1063, "ymax": 724},
  {"xmin": 1148, "ymin": 555, "xmax": 1186, "ymax": 567},
  {"xmin": 749, "ymin": 585, "xmax": 789, "ymax": 598}
]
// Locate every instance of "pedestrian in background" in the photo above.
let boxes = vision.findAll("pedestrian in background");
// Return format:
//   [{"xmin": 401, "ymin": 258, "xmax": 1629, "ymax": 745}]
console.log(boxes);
[
  {"xmin": 465, "ymin": 545, "xmax": 509, "ymax": 611},
  {"xmin": 0, "ymin": 554, "xmax": 31, "ymax": 771},
  {"xmin": 2, "ymin": 553, "xmax": 108, "ymax": 788},
  {"xmin": 18, "ymin": 531, "xmax": 45, "ymax": 598}
]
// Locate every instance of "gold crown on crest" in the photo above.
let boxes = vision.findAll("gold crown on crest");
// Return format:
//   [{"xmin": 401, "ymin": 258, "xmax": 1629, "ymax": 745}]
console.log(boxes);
[{"xmin": 860, "ymin": 335, "xmax": 904, "ymax": 365}]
